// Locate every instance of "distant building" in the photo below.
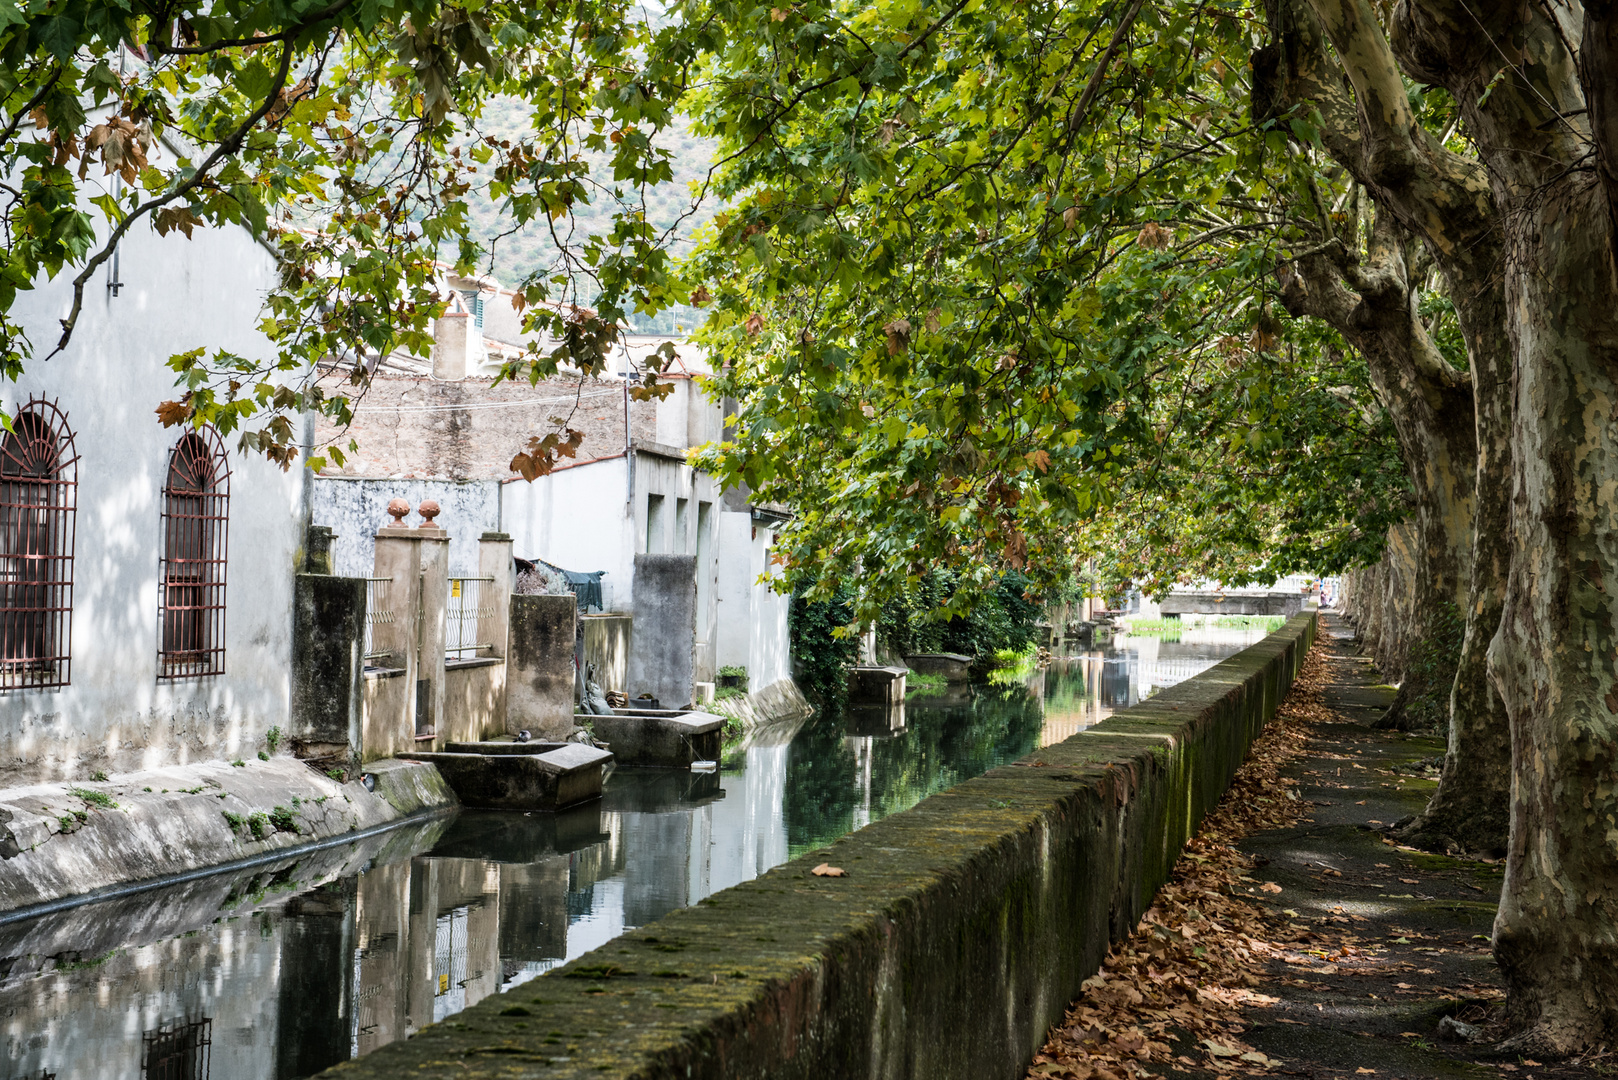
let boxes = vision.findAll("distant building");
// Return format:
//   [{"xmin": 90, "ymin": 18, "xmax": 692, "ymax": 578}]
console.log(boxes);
[{"xmin": 311, "ymin": 274, "xmax": 794, "ymax": 710}]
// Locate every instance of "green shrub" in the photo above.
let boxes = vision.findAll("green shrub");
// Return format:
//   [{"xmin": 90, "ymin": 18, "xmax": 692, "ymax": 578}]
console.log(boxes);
[
  {"xmin": 877, "ymin": 569, "xmax": 1040, "ymax": 663},
  {"xmin": 69, "ymin": 788, "xmax": 117, "ymax": 810},
  {"xmin": 247, "ymin": 813, "xmax": 271, "ymax": 840},
  {"xmin": 265, "ymin": 725, "xmax": 283, "ymax": 754},
  {"xmin": 789, "ymin": 584, "xmax": 859, "ymax": 705}
]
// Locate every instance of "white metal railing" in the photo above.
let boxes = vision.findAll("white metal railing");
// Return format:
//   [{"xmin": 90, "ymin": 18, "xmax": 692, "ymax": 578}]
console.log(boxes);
[
  {"xmin": 363, "ymin": 577, "xmax": 394, "ymax": 663},
  {"xmin": 445, "ymin": 576, "xmax": 496, "ymax": 659}
]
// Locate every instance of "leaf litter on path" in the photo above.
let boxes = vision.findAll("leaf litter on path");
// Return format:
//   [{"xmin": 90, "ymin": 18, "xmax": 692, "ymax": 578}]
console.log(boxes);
[{"xmin": 1026, "ymin": 639, "xmax": 1339, "ymax": 1080}]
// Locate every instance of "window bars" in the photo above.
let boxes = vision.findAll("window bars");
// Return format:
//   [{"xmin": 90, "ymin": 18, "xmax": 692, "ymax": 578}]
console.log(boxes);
[
  {"xmin": 141, "ymin": 1017, "xmax": 211, "ymax": 1080},
  {"xmin": 0, "ymin": 399, "xmax": 78, "ymax": 691},
  {"xmin": 445, "ymin": 576, "xmax": 495, "ymax": 658},
  {"xmin": 157, "ymin": 428, "xmax": 229, "ymax": 679}
]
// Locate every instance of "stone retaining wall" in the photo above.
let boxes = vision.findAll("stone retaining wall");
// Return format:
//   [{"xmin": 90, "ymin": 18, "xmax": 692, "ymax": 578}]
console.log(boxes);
[{"xmin": 317, "ymin": 613, "xmax": 1317, "ymax": 1080}]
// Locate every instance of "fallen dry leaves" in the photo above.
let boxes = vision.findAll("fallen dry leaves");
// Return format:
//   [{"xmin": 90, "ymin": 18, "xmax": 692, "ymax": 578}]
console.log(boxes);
[{"xmin": 1028, "ymin": 638, "xmax": 1344, "ymax": 1080}]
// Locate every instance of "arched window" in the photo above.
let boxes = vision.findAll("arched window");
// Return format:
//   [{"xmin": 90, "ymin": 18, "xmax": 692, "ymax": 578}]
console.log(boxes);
[
  {"xmin": 159, "ymin": 428, "xmax": 229, "ymax": 678},
  {"xmin": 0, "ymin": 399, "xmax": 78, "ymax": 690}
]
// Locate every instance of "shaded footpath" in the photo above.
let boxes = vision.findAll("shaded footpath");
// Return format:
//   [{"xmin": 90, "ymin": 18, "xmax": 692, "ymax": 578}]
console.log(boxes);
[
  {"xmin": 1237, "ymin": 616, "xmax": 1600, "ymax": 1080},
  {"xmin": 1028, "ymin": 614, "xmax": 1610, "ymax": 1080}
]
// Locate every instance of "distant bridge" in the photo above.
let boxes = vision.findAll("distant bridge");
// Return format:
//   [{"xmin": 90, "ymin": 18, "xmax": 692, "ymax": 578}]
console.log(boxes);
[
  {"xmin": 1157, "ymin": 575, "xmax": 1314, "ymax": 617},
  {"xmin": 1158, "ymin": 591, "xmax": 1307, "ymax": 616}
]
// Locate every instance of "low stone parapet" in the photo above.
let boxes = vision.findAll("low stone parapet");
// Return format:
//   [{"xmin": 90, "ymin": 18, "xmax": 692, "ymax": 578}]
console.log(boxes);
[
  {"xmin": 0, "ymin": 757, "xmax": 456, "ymax": 919},
  {"xmin": 314, "ymin": 612, "xmax": 1317, "ymax": 1080}
]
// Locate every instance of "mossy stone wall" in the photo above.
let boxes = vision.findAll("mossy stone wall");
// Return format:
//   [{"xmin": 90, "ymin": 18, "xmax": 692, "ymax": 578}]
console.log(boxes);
[{"xmin": 316, "ymin": 613, "xmax": 1317, "ymax": 1080}]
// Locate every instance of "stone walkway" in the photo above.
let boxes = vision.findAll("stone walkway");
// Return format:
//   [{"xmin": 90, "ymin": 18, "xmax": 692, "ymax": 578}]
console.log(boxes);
[{"xmin": 1231, "ymin": 615, "xmax": 1601, "ymax": 1080}]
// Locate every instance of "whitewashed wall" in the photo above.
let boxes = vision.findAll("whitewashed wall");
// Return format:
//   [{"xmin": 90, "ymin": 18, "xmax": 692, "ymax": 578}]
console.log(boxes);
[
  {"xmin": 715, "ymin": 513, "xmax": 791, "ymax": 693},
  {"xmin": 501, "ymin": 457, "xmax": 635, "ymax": 613},
  {"xmin": 0, "ymin": 216, "xmax": 305, "ymax": 784},
  {"xmin": 312, "ymin": 477, "xmax": 501, "ymax": 578}
]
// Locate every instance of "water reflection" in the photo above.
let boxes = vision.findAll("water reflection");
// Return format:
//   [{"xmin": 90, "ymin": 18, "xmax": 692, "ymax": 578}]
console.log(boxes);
[{"xmin": 0, "ymin": 624, "xmax": 1266, "ymax": 1078}]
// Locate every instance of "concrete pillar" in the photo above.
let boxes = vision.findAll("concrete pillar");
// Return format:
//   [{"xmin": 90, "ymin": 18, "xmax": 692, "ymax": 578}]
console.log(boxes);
[
  {"xmin": 627, "ymin": 554, "xmax": 697, "ymax": 709},
  {"xmin": 433, "ymin": 312, "xmax": 470, "ymax": 380},
  {"xmin": 477, "ymin": 533, "xmax": 514, "ymax": 660},
  {"xmin": 418, "ymin": 526, "xmax": 450, "ymax": 749},
  {"xmin": 290, "ymin": 573, "xmax": 365, "ymax": 762},
  {"xmin": 507, "ymin": 594, "xmax": 579, "ymax": 740},
  {"xmin": 370, "ymin": 515, "xmax": 450, "ymax": 751}
]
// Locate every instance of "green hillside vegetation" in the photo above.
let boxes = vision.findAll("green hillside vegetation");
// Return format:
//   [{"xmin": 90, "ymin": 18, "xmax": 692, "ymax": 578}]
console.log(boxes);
[{"xmin": 465, "ymin": 98, "xmax": 716, "ymax": 334}]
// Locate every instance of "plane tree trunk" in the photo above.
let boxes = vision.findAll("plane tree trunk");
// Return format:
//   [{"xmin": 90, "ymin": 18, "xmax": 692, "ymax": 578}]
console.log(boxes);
[
  {"xmin": 1305, "ymin": 0, "xmax": 1618, "ymax": 1052},
  {"xmin": 1260, "ymin": 0, "xmax": 1513, "ymax": 854},
  {"xmin": 1276, "ymin": 214, "xmax": 1476, "ymax": 723}
]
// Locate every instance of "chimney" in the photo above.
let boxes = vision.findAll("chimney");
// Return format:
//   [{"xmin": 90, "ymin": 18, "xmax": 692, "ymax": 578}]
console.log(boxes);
[{"xmin": 433, "ymin": 311, "xmax": 470, "ymax": 381}]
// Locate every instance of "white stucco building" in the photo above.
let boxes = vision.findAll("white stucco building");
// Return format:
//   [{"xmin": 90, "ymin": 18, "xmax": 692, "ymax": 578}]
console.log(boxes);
[
  {"xmin": 0, "ymin": 213, "xmax": 305, "ymax": 785},
  {"xmin": 309, "ymin": 287, "xmax": 795, "ymax": 710}
]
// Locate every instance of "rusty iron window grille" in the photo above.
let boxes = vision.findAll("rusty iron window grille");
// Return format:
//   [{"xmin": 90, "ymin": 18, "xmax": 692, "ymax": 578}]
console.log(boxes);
[
  {"xmin": 141, "ymin": 1017, "xmax": 211, "ymax": 1080},
  {"xmin": 363, "ymin": 576, "xmax": 394, "ymax": 663},
  {"xmin": 0, "ymin": 399, "xmax": 78, "ymax": 691},
  {"xmin": 157, "ymin": 428, "xmax": 229, "ymax": 680},
  {"xmin": 445, "ymin": 576, "xmax": 495, "ymax": 658}
]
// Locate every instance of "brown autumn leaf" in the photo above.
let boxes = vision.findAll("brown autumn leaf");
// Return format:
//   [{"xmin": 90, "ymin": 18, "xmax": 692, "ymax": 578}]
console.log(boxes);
[
  {"xmin": 745, "ymin": 312, "xmax": 765, "ymax": 336},
  {"xmin": 154, "ymin": 206, "xmax": 204, "ymax": 239},
  {"xmin": 1062, "ymin": 205, "xmax": 1079, "ymax": 230},
  {"xmin": 811, "ymin": 863, "xmax": 846, "ymax": 878},
  {"xmin": 689, "ymin": 285, "xmax": 711, "ymax": 306},
  {"xmin": 155, "ymin": 401, "xmax": 191, "ymax": 427},
  {"xmin": 1137, "ymin": 221, "xmax": 1173, "ymax": 249},
  {"xmin": 882, "ymin": 317, "xmax": 911, "ymax": 356},
  {"xmin": 924, "ymin": 307, "xmax": 942, "ymax": 333},
  {"xmin": 1260, "ymin": 881, "xmax": 1282, "ymax": 893}
]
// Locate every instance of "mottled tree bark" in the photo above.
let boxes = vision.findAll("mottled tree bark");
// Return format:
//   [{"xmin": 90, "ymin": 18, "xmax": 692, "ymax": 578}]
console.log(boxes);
[
  {"xmin": 1262, "ymin": 0, "xmax": 1514, "ymax": 854},
  {"xmin": 1381, "ymin": 0, "xmax": 1618, "ymax": 1052},
  {"xmin": 1277, "ymin": 214, "xmax": 1476, "ymax": 705}
]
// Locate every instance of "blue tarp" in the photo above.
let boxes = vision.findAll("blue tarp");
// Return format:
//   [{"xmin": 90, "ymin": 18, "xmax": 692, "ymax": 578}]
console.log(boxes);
[{"xmin": 527, "ymin": 558, "xmax": 605, "ymax": 612}]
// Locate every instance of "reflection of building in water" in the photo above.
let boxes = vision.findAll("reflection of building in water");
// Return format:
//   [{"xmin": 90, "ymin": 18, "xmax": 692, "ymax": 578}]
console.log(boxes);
[
  {"xmin": 1036, "ymin": 628, "xmax": 1265, "ymax": 747},
  {"xmin": 0, "ymin": 814, "xmax": 602, "ymax": 1079},
  {"xmin": 142, "ymin": 1018, "xmax": 211, "ymax": 1079}
]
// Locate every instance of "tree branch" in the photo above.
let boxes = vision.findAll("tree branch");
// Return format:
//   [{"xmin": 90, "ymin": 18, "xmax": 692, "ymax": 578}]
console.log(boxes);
[
  {"xmin": 1580, "ymin": 0, "xmax": 1618, "ymax": 250},
  {"xmin": 48, "ymin": 43, "xmax": 297, "ymax": 360}
]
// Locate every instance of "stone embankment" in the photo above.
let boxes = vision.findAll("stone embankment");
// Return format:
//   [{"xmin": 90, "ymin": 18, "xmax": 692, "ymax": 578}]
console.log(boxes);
[
  {"xmin": 317, "ymin": 613, "xmax": 1317, "ymax": 1080},
  {"xmin": 0, "ymin": 756, "xmax": 454, "ymax": 919}
]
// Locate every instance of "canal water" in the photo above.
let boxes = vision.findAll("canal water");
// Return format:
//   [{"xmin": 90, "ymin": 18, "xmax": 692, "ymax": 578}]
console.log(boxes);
[{"xmin": 0, "ymin": 625, "xmax": 1269, "ymax": 1078}]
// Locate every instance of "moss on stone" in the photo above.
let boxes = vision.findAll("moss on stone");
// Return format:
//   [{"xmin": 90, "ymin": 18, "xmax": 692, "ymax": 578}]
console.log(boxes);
[{"xmin": 312, "ymin": 614, "xmax": 1318, "ymax": 1080}]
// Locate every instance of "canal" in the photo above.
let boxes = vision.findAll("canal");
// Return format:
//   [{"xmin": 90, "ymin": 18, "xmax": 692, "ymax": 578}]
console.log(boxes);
[{"xmin": 0, "ymin": 624, "xmax": 1270, "ymax": 1078}]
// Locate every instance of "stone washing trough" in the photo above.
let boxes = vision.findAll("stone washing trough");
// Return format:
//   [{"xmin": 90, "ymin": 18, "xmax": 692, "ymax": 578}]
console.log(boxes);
[
  {"xmin": 399, "ymin": 740, "xmax": 613, "ymax": 811},
  {"xmin": 903, "ymin": 652, "xmax": 976, "ymax": 682},
  {"xmin": 576, "ymin": 709, "xmax": 725, "ymax": 768}
]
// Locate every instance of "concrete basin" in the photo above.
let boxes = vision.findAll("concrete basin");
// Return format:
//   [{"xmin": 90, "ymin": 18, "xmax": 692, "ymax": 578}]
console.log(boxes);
[
  {"xmin": 580, "ymin": 710, "xmax": 724, "ymax": 768},
  {"xmin": 903, "ymin": 652, "xmax": 975, "ymax": 682},
  {"xmin": 399, "ymin": 742, "xmax": 613, "ymax": 811}
]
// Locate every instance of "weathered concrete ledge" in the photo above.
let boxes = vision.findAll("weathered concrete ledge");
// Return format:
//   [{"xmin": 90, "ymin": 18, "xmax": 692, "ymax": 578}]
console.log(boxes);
[
  {"xmin": 0, "ymin": 756, "xmax": 456, "ymax": 918},
  {"xmin": 317, "ymin": 613, "xmax": 1317, "ymax": 1080},
  {"xmin": 706, "ymin": 676, "xmax": 815, "ymax": 731}
]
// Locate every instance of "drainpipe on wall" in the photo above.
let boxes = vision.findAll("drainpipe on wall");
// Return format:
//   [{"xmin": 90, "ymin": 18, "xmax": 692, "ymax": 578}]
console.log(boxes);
[{"xmin": 623, "ymin": 358, "xmax": 633, "ymax": 505}]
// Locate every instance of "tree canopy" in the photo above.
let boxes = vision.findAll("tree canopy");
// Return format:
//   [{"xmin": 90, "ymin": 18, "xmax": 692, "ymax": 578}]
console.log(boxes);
[{"xmin": 14, "ymin": 0, "xmax": 1618, "ymax": 1054}]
